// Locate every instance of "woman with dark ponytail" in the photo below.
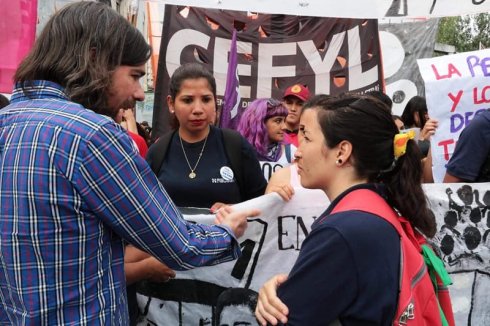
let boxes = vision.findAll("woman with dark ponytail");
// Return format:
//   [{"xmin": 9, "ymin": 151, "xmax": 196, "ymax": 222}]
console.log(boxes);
[
  {"xmin": 316, "ymin": 95, "xmax": 436, "ymax": 238},
  {"xmin": 255, "ymin": 94, "xmax": 451, "ymax": 325}
]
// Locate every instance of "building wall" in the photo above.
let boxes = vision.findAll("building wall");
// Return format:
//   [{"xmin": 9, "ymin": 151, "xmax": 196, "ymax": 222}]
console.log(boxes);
[{"xmin": 37, "ymin": 0, "xmax": 141, "ymax": 36}]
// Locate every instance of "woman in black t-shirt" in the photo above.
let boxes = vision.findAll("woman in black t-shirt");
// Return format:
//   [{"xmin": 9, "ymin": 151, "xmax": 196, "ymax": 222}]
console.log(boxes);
[{"xmin": 146, "ymin": 63, "xmax": 266, "ymax": 209}]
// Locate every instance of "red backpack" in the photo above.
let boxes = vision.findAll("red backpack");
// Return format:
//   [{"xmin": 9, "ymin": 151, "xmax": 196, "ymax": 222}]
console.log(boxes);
[{"xmin": 332, "ymin": 189, "xmax": 455, "ymax": 326}]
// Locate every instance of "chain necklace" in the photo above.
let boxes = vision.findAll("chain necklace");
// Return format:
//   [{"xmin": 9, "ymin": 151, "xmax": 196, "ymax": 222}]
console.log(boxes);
[{"xmin": 179, "ymin": 133, "xmax": 208, "ymax": 179}]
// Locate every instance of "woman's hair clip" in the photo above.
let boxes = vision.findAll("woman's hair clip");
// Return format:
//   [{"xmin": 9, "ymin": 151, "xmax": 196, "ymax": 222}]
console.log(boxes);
[{"xmin": 394, "ymin": 129, "xmax": 416, "ymax": 159}]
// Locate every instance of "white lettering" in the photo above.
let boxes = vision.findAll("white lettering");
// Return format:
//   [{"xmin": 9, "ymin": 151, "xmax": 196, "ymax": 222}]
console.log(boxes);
[
  {"xmin": 298, "ymin": 32, "xmax": 345, "ymax": 94},
  {"xmin": 347, "ymin": 25, "xmax": 378, "ymax": 90},
  {"xmin": 257, "ymin": 43, "xmax": 297, "ymax": 98},
  {"xmin": 212, "ymin": 178, "xmax": 234, "ymax": 184},
  {"xmin": 213, "ymin": 37, "xmax": 253, "ymax": 98},
  {"xmin": 166, "ymin": 29, "xmax": 210, "ymax": 77},
  {"xmin": 165, "ymin": 27, "xmax": 379, "ymax": 98}
]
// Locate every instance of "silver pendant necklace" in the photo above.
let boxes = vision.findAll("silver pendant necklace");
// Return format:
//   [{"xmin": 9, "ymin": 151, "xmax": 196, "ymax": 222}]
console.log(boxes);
[{"xmin": 179, "ymin": 133, "xmax": 208, "ymax": 179}]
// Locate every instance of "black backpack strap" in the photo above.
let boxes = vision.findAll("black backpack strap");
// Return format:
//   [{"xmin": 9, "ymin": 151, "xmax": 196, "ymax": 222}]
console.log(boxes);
[
  {"xmin": 221, "ymin": 128, "xmax": 244, "ymax": 195},
  {"xmin": 148, "ymin": 131, "xmax": 175, "ymax": 175}
]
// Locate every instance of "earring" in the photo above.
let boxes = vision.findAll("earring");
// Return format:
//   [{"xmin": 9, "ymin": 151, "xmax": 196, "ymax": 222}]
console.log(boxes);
[
  {"xmin": 170, "ymin": 110, "xmax": 175, "ymax": 114},
  {"xmin": 336, "ymin": 158, "xmax": 343, "ymax": 165}
]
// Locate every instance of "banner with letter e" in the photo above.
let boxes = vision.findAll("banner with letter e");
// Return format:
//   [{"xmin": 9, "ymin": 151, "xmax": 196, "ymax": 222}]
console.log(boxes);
[{"xmin": 417, "ymin": 49, "xmax": 490, "ymax": 182}]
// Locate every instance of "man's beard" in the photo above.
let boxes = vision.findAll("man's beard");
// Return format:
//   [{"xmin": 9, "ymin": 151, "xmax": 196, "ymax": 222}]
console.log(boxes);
[{"xmin": 98, "ymin": 99, "xmax": 136, "ymax": 120}]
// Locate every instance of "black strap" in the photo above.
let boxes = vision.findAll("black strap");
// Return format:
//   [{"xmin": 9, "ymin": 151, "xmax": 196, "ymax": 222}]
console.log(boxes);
[
  {"xmin": 221, "ymin": 128, "xmax": 244, "ymax": 196},
  {"xmin": 148, "ymin": 131, "xmax": 175, "ymax": 175},
  {"xmin": 285, "ymin": 144, "xmax": 292, "ymax": 163}
]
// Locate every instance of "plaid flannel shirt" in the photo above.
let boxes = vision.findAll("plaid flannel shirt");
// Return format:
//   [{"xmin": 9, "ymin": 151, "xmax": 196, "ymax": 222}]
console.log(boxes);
[{"xmin": 0, "ymin": 81, "xmax": 240, "ymax": 325}]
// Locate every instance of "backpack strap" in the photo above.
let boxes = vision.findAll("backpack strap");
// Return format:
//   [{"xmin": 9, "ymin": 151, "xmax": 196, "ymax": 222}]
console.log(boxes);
[
  {"xmin": 221, "ymin": 128, "xmax": 244, "ymax": 196},
  {"xmin": 148, "ymin": 131, "xmax": 175, "ymax": 175},
  {"xmin": 332, "ymin": 189, "xmax": 423, "ymax": 251},
  {"xmin": 331, "ymin": 189, "xmax": 404, "ymax": 235},
  {"xmin": 332, "ymin": 190, "xmax": 424, "ymax": 324},
  {"xmin": 332, "ymin": 188, "xmax": 454, "ymax": 326},
  {"xmin": 285, "ymin": 144, "xmax": 292, "ymax": 163}
]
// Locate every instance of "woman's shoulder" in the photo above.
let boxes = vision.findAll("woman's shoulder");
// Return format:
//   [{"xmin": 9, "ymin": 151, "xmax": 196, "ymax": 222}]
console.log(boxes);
[
  {"xmin": 224, "ymin": 127, "xmax": 248, "ymax": 139},
  {"xmin": 214, "ymin": 126, "xmax": 242, "ymax": 143},
  {"xmin": 219, "ymin": 127, "xmax": 260, "ymax": 156},
  {"xmin": 314, "ymin": 210, "xmax": 399, "ymax": 244},
  {"xmin": 146, "ymin": 130, "xmax": 176, "ymax": 161}
]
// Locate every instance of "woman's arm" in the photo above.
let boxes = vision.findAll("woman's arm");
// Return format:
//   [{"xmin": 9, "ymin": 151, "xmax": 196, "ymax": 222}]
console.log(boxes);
[
  {"xmin": 265, "ymin": 166, "xmax": 294, "ymax": 201},
  {"xmin": 124, "ymin": 246, "xmax": 176, "ymax": 284}
]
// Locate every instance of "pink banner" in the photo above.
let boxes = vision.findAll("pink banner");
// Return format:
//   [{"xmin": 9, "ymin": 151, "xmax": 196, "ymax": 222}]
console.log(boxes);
[{"xmin": 0, "ymin": 0, "xmax": 37, "ymax": 93}]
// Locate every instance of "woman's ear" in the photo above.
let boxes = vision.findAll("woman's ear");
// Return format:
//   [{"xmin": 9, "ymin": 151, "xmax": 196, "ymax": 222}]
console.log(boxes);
[
  {"xmin": 336, "ymin": 140, "xmax": 353, "ymax": 165},
  {"xmin": 167, "ymin": 95, "xmax": 174, "ymax": 114}
]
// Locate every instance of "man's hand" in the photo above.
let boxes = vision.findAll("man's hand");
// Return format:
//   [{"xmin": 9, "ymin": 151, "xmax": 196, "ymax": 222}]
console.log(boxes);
[
  {"xmin": 210, "ymin": 201, "xmax": 226, "ymax": 213},
  {"xmin": 214, "ymin": 206, "xmax": 260, "ymax": 238},
  {"xmin": 255, "ymin": 274, "xmax": 289, "ymax": 326}
]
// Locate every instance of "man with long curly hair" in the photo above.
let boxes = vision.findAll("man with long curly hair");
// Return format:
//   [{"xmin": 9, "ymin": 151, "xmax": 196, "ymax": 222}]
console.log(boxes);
[{"xmin": 0, "ymin": 2, "xmax": 258, "ymax": 325}]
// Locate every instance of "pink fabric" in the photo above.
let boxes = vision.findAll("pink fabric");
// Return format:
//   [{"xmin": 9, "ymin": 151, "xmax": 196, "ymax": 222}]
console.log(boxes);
[
  {"xmin": 0, "ymin": 0, "xmax": 37, "ymax": 93},
  {"xmin": 283, "ymin": 132, "xmax": 299, "ymax": 147}
]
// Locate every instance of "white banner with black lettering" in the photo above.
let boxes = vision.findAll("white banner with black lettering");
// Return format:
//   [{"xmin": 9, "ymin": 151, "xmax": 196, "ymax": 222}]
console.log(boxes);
[{"xmin": 136, "ymin": 183, "xmax": 490, "ymax": 326}]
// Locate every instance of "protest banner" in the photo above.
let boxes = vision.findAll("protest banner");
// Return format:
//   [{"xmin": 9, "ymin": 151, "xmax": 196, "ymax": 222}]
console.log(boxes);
[
  {"xmin": 417, "ymin": 49, "xmax": 490, "ymax": 182},
  {"xmin": 135, "ymin": 183, "xmax": 490, "ymax": 326},
  {"xmin": 144, "ymin": 8, "xmax": 440, "ymax": 127},
  {"xmin": 151, "ymin": 5, "xmax": 383, "ymax": 138},
  {"xmin": 151, "ymin": 0, "xmax": 490, "ymax": 19},
  {"xmin": 260, "ymin": 161, "xmax": 289, "ymax": 181},
  {"xmin": 136, "ymin": 188, "xmax": 328, "ymax": 325},
  {"xmin": 379, "ymin": 19, "xmax": 439, "ymax": 116}
]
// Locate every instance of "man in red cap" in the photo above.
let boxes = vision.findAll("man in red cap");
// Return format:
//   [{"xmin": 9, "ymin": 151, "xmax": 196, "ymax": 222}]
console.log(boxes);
[{"xmin": 282, "ymin": 84, "xmax": 311, "ymax": 147}]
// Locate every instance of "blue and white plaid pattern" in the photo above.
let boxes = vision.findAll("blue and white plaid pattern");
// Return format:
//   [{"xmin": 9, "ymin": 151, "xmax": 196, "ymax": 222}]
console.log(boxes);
[{"xmin": 0, "ymin": 81, "xmax": 240, "ymax": 325}]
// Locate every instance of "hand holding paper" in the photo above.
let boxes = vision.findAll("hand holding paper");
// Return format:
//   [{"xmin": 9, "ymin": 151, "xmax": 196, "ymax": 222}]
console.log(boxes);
[{"xmin": 215, "ymin": 206, "xmax": 260, "ymax": 238}]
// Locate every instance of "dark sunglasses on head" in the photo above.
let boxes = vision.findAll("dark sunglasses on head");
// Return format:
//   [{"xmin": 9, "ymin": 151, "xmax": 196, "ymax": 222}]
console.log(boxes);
[{"xmin": 267, "ymin": 98, "xmax": 282, "ymax": 109}]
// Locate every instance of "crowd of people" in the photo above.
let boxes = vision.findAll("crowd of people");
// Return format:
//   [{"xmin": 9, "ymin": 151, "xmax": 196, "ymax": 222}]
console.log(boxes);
[{"xmin": 0, "ymin": 1, "xmax": 489, "ymax": 326}]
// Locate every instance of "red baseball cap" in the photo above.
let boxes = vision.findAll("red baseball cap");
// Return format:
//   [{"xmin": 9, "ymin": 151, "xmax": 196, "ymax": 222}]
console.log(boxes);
[{"xmin": 283, "ymin": 84, "xmax": 310, "ymax": 101}]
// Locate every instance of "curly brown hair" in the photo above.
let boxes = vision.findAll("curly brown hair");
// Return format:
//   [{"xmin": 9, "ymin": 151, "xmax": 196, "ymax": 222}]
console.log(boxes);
[{"xmin": 14, "ymin": 2, "xmax": 151, "ymax": 115}]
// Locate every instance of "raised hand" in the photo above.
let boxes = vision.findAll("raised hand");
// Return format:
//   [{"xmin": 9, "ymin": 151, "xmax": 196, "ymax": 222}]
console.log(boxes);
[
  {"xmin": 420, "ymin": 118, "xmax": 438, "ymax": 141},
  {"xmin": 266, "ymin": 184, "xmax": 295, "ymax": 202}
]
